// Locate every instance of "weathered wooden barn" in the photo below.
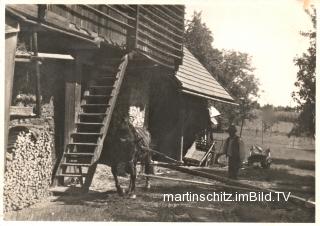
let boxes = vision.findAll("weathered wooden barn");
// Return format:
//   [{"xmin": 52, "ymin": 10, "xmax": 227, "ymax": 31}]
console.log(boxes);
[{"xmin": 4, "ymin": 4, "xmax": 235, "ymax": 202}]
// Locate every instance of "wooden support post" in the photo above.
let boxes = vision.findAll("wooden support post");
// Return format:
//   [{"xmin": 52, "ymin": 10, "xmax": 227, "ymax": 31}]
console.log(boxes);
[
  {"xmin": 64, "ymin": 55, "xmax": 82, "ymax": 146},
  {"xmin": 127, "ymin": 5, "xmax": 139, "ymax": 51},
  {"xmin": 58, "ymin": 53, "xmax": 82, "ymax": 185},
  {"xmin": 134, "ymin": 5, "xmax": 140, "ymax": 49},
  {"xmin": 240, "ymin": 118, "xmax": 244, "ymax": 137},
  {"xmin": 143, "ymin": 73, "xmax": 150, "ymax": 130},
  {"xmin": 261, "ymin": 119, "xmax": 264, "ymax": 144},
  {"xmin": 32, "ymin": 31, "xmax": 42, "ymax": 117},
  {"xmin": 178, "ymin": 95, "xmax": 185, "ymax": 162},
  {"xmin": 5, "ymin": 18, "xmax": 19, "ymax": 170}
]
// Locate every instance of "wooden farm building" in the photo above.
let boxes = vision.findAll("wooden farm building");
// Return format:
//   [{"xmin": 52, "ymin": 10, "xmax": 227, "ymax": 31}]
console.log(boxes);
[{"xmin": 4, "ymin": 4, "xmax": 235, "ymax": 209}]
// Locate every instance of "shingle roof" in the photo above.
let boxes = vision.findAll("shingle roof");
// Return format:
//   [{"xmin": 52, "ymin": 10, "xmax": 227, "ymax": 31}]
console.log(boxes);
[{"xmin": 176, "ymin": 47, "xmax": 235, "ymax": 104}]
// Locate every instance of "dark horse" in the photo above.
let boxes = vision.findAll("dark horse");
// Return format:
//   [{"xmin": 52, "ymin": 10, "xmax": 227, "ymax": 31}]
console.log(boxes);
[{"xmin": 101, "ymin": 117, "xmax": 152, "ymax": 199}]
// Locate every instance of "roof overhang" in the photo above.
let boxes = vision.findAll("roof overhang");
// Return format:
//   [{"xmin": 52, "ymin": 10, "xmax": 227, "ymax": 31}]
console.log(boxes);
[
  {"xmin": 176, "ymin": 47, "xmax": 237, "ymax": 106},
  {"xmin": 181, "ymin": 89, "xmax": 238, "ymax": 106}
]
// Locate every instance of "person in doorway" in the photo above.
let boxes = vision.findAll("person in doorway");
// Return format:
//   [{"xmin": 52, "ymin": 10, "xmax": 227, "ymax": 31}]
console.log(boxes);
[{"xmin": 223, "ymin": 124, "xmax": 241, "ymax": 179}]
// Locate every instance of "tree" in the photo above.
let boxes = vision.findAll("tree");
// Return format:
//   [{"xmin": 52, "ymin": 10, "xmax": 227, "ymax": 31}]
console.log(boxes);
[
  {"xmin": 185, "ymin": 11, "xmax": 223, "ymax": 76},
  {"xmin": 261, "ymin": 104, "xmax": 277, "ymax": 132},
  {"xmin": 291, "ymin": 7, "xmax": 316, "ymax": 137},
  {"xmin": 215, "ymin": 51, "xmax": 259, "ymax": 124},
  {"xmin": 185, "ymin": 12, "xmax": 260, "ymax": 126}
]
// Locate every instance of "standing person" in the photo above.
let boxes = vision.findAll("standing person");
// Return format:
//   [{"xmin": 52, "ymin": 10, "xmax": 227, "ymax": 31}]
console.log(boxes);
[{"xmin": 223, "ymin": 124, "xmax": 241, "ymax": 179}]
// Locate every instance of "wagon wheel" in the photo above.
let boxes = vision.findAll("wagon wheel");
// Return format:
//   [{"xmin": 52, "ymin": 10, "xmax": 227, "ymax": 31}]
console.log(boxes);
[
  {"xmin": 204, "ymin": 152, "xmax": 214, "ymax": 167},
  {"xmin": 261, "ymin": 160, "xmax": 271, "ymax": 169}
]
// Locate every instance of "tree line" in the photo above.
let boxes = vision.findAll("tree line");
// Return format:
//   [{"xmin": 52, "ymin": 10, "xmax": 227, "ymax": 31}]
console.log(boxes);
[{"xmin": 185, "ymin": 9, "xmax": 315, "ymax": 138}]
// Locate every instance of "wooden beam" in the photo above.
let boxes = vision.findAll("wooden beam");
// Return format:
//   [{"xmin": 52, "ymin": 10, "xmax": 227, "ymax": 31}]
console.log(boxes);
[
  {"xmin": 135, "ymin": 5, "xmax": 140, "ymax": 49},
  {"xmin": 155, "ymin": 163, "xmax": 315, "ymax": 208},
  {"xmin": 16, "ymin": 52, "xmax": 74, "ymax": 61},
  {"xmin": 181, "ymin": 89, "xmax": 238, "ymax": 106},
  {"xmin": 178, "ymin": 95, "xmax": 185, "ymax": 162},
  {"xmin": 141, "ymin": 146, "xmax": 183, "ymax": 165},
  {"xmin": 103, "ymin": 5, "xmax": 136, "ymax": 21},
  {"xmin": 139, "ymin": 6, "xmax": 184, "ymax": 36},
  {"xmin": 32, "ymin": 31, "xmax": 41, "ymax": 117},
  {"xmin": 82, "ymin": 5, "xmax": 135, "ymax": 30},
  {"xmin": 140, "ymin": 174, "xmax": 253, "ymax": 192},
  {"xmin": 5, "ymin": 18, "xmax": 19, "ymax": 170},
  {"xmin": 139, "ymin": 11, "xmax": 183, "ymax": 40}
]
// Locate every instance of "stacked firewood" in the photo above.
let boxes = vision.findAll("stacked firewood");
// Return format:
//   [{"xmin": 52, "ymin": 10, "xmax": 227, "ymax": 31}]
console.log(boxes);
[{"xmin": 4, "ymin": 130, "xmax": 53, "ymax": 212}]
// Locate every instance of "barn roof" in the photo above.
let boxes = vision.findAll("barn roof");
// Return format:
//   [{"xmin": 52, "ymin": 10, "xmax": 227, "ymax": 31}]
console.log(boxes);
[{"xmin": 175, "ymin": 47, "xmax": 236, "ymax": 105}]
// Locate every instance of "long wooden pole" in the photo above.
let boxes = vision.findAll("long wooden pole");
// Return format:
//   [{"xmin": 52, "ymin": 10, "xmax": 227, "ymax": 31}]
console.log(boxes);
[
  {"xmin": 154, "ymin": 163, "xmax": 315, "ymax": 208},
  {"xmin": 32, "ymin": 31, "xmax": 41, "ymax": 117},
  {"xmin": 140, "ymin": 174, "xmax": 253, "ymax": 192},
  {"xmin": 141, "ymin": 146, "xmax": 183, "ymax": 165}
]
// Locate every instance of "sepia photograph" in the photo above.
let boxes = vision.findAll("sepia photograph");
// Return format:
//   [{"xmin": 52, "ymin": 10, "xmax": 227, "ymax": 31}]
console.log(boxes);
[{"xmin": 2, "ymin": 0, "xmax": 316, "ymax": 223}]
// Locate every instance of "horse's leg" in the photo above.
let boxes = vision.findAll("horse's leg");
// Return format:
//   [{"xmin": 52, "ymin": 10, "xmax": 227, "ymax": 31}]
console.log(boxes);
[
  {"xmin": 111, "ymin": 164, "xmax": 124, "ymax": 196},
  {"xmin": 127, "ymin": 162, "xmax": 133, "ymax": 194},
  {"xmin": 144, "ymin": 152, "xmax": 152, "ymax": 189},
  {"xmin": 127, "ymin": 160, "xmax": 137, "ymax": 199}
]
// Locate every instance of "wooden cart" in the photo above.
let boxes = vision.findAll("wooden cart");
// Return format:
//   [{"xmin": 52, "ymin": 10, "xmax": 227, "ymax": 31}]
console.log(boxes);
[{"xmin": 183, "ymin": 137, "xmax": 216, "ymax": 167}]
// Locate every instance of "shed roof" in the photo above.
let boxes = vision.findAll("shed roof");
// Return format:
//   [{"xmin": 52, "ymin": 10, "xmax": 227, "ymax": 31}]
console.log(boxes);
[{"xmin": 176, "ymin": 47, "xmax": 236, "ymax": 105}]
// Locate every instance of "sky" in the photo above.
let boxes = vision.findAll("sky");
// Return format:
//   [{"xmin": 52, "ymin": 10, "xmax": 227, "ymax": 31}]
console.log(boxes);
[{"xmin": 185, "ymin": 0, "xmax": 314, "ymax": 107}]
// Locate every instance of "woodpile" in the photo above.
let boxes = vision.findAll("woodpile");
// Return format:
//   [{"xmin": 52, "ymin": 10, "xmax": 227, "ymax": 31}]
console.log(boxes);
[{"xmin": 4, "ymin": 130, "xmax": 53, "ymax": 212}]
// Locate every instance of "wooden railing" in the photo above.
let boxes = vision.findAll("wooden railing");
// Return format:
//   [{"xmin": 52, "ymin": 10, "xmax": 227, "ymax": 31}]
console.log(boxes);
[{"xmin": 7, "ymin": 4, "xmax": 184, "ymax": 69}]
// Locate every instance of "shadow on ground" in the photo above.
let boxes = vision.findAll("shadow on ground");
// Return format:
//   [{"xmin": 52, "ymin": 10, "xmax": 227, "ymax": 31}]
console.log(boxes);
[{"xmin": 272, "ymin": 158, "xmax": 315, "ymax": 170}]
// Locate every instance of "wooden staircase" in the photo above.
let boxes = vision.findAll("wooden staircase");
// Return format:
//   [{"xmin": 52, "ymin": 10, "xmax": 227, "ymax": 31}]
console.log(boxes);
[{"xmin": 51, "ymin": 54, "xmax": 129, "ymax": 193}]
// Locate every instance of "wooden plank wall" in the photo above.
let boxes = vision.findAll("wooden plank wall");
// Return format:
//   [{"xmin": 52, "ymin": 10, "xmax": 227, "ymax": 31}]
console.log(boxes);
[
  {"xmin": 47, "ymin": 5, "xmax": 133, "ymax": 47},
  {"xmin": 7, "ymin": 4, "xmax": 185, "ymax": 68},
  {"xmin": 136, "ymin": 5, "xmax": 184, "ymax": 68}
]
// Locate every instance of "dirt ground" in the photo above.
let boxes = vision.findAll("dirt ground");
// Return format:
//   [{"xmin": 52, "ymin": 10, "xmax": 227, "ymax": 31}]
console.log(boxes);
[
  {"xmin": 4, "ymin": 160, "xmax": 315, "ymax": 222},
  {"xmin": 4, "ymin": 127, "xmax": 315, "ymax": 222}
]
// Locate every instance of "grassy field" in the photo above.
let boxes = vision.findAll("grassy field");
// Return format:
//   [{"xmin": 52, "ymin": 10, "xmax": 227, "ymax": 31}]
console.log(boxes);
[{"xmin": 211, "ymin": 117, "xmax": 315, "ymax": 200}]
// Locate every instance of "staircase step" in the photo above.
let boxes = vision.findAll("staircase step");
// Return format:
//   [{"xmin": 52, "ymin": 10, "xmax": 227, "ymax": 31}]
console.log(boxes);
[
  {"xmin": 61, "ymin": 163, "xmax": 91, "ymax": 167},
  {"xmin": 71, "ymin": 133, "xmax": 102, "ymax": 143},
  {"xmin": 68, "ymin": 142, "xmax": 98, "ymax": 146},
  {"xmin": 54, "ymin": 54, "xmax": 128, "ymax": 192},
  {"xmin": 81, "ymin": 104, "xmax": 109, "ymax": 107},
  {"xmin": 89, "ymin": 86, "xmax": 113, "ymax": 89},
  {"xmin": 84, "ymin": 95, "xmax": 109, "ymax": 98},
  {"xmin": 64, "ymin": 152, "xmax": 94, "ymax": 156},
  {"xmin": 76, "ymin": 122, "xmax": 104, "ymax": 126},
  {"xmin": 78, "ymin": 113, "xmax": 106, "ymax": 123},
  {"xmin": 89, "ymin": 86, "xmax": 114, "ymax": 95},
  {"xmin": 95, "ymin": 76, "xmax": 116, "ymax": 80},
  {"xmin": 81, "ymin": 104, "xmax": 110, "ymax": 113},
  {"xmin": 76, "ymin": 122, "xmax": 105, "ymax": 132},
  {"xmin": 79, "ymin": 113, "xmax": 106, "ymax": 116},
  {"xmin": 71, "ymin": 132, "xmax": 102, "ymax": 136},
  {"xmin": 98, "ymin": 65, "xmax": 119, "ymax": 73},
  {"xmin": 57, "ymin": 173, "xmax": 86, "ymax": 177}
]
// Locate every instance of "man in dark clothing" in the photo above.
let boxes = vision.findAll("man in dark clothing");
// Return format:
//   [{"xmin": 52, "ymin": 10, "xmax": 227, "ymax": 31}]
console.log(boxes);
[{"xmin": 223, "ymin": 124, "xmax": 240, "ymax": 179}]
